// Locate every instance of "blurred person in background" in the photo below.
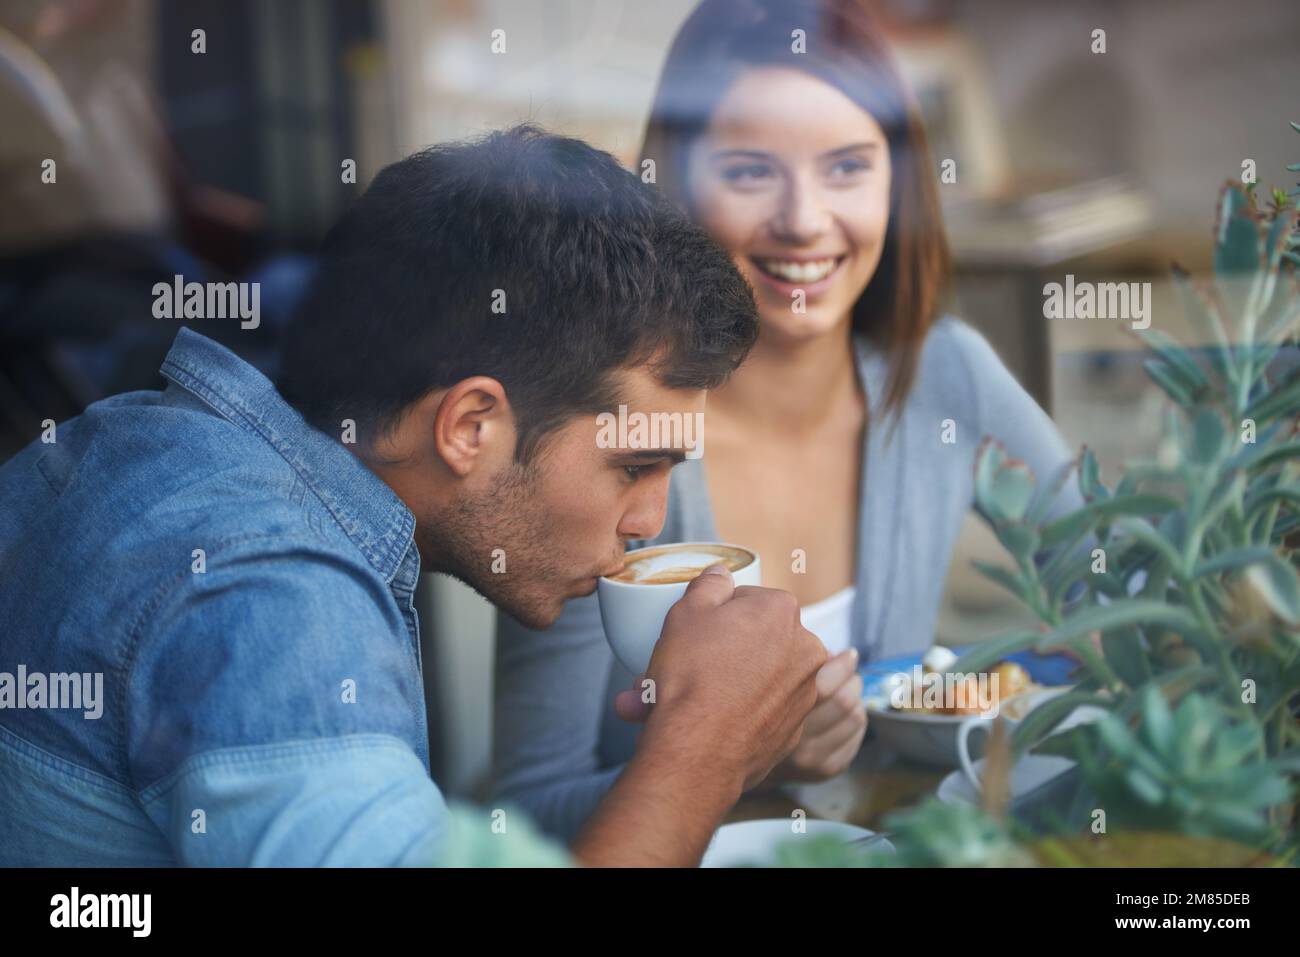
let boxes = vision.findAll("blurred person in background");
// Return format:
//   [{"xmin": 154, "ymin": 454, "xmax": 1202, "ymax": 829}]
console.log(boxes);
[
  {"xmin": 0, "ymin": 0, "xmax": 311, "ymax": 437},
  {"xmin": 493, "ymin": 0, "xmax": 1087, "ymax": 841}
]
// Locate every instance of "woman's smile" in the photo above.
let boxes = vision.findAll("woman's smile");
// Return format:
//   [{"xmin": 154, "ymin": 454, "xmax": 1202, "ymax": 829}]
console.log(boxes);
[{"xmin": 747, "ymin": 253, "xmax": 850, "ymax": 298}]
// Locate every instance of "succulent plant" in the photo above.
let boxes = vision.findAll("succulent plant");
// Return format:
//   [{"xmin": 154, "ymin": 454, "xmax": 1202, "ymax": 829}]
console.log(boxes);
[
  {"xmin": 436, "ymin": 802, "xmax": 574, "ymax": 867},
  {"xmin": 753, "ymin": 833, "xmax": 878, "ymax": 868},
  {"xmin": 1078, "ymin": 688, "xmax": 1295, "ymax": 846},
  {"xmin": 1276, "ymin": 120, "xmax": 1300, "ymax": 269},
  {"xmin": 872, "ymin": 799, "xmax": 1034, "ymax": 868},
  {"xmin": 879, "ymin": 121, "xmax": 1300, "ymax": 867}
]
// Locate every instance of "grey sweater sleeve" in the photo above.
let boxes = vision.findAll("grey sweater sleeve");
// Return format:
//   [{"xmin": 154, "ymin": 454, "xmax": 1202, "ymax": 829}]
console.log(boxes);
[
  {"xmin": 945, "ymin": 319, "xmax": 1085, "ymax": 525},
  {"xmin": 491, "ymin": 591, "xmax": 625, "ymax": 842}
]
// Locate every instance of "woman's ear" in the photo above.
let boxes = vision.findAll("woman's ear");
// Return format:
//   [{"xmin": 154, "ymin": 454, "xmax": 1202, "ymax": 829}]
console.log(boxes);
[{"xmin": 431, "ymin": 376, "xmax": 513, "ymax": 477}]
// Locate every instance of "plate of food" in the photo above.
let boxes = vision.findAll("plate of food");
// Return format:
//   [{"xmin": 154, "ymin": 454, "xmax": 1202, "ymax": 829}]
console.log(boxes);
[{"xmin": 860, "ymin": 644, "xmax": 1077, "ymax": 768}]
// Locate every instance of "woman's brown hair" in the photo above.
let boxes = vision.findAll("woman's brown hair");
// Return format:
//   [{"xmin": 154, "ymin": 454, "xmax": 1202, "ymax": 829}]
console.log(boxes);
[{"xmin": 639, "ymin": 0, "xmax": 952, "ymax": 421}]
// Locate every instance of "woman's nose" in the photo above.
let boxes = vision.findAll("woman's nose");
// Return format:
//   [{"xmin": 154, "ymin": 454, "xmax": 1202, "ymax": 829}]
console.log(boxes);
[{"xmin": 771, "ymin": 178, "xmax": 830, "ymax": 242}]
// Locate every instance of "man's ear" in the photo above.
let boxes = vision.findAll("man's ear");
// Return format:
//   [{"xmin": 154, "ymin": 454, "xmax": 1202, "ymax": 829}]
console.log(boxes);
[{"xmin": 430, "ymin": 376, "xmax": 513, "ymax": 477}]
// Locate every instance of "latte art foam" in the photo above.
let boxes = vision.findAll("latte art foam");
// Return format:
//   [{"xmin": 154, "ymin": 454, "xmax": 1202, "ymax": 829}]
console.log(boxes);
[{"xmin": 608, "ymin": 544, "xmax": 753, "ymax": 585}]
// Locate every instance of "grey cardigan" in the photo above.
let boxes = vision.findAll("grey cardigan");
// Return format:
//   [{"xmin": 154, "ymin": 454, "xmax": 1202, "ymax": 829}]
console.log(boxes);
[{"xmin": 491, "ymin": 316, "xmax": 1084, "ymax": 840}]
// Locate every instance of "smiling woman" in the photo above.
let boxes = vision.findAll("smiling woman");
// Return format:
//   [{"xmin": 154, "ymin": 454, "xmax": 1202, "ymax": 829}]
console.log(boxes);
[
  {"xmin": 684, "ymin": 67, "xmax": 892, "ymax": 345},
  {"xmin": 641, "ymin": 0, "xmax": 950, "ymax": 415}
]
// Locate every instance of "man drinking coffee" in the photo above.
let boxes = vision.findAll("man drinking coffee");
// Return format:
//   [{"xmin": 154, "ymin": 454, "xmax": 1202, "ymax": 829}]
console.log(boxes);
[{"xmin": 0, "ymin": 124, "xmax": 826, "ymax": 867}]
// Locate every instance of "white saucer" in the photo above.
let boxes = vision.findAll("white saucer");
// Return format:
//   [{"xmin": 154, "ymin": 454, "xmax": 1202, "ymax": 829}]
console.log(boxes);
[
  {"xmin": 701, "ymin": 819, "xmax": 894, "ymax": 867},
  {"xmin": 937, "ymin": 753, "xmax": 1077, "ymax": 805}
]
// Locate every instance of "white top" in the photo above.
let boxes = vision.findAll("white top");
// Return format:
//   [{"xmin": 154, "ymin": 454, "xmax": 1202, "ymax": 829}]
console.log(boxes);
[{"xmin": 799, "ymin": 585, "xmax": 857, "ymax": 656}]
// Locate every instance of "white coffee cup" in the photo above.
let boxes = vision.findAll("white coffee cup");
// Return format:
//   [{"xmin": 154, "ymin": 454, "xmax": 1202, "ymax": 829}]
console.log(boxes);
[
  {"xmin": 596, "ymin": 542, "xmax": 762, "ymax": 675},
  {"xmin": 956, "ymin": 690, "xmax": 1105, "ymax": 793}
]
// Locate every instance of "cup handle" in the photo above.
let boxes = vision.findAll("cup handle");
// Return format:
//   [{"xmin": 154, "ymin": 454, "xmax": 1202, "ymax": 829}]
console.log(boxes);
[{"xmin": 956, "ymin": 716, "xmax": 987, "ymax": 795}]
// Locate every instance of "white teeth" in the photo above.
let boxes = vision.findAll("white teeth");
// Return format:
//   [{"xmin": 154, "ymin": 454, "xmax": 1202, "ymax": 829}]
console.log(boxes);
[{"xmin": 755, "ymin": 257, "xmax": 839, "ymax": 283}]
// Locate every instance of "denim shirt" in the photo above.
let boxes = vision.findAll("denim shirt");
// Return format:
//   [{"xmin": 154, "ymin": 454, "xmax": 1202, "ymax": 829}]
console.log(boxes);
[{"xmin": 0, "ymin": 328, "xmax": 452, "ymax": 866}]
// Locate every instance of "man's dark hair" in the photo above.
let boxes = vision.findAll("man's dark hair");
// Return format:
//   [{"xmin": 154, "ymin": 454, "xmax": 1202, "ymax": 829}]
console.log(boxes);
[{"xmin": 277, "ymin": 123, "xmax": 758, "ymax": 462}]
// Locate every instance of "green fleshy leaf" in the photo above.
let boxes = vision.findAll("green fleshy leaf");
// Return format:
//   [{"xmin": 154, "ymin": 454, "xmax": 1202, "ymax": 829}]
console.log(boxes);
[
  {"xmin": 1188, "ymin": 408, "xmax": 1228, "ymax": 465},
  {"xmin": 951, "ymin": 630, "xmax": 1045, "ymax": 674},
  {"xmin": 996, "ymin": 522, "xmax": 1040, "ymax": 561},
  {"xmin": 1194, "ymin": 470, "xmax": 1246, "ymax": 544},
  {"xmin": 1243, "ymin": 555, "xmax": 1300, "ymax": 624},
  {"xmin": 1171, "ymin": 266, "xmax": 1232, "ymax": 384},
  {"xmin": 1229, "ymin": 440, "xmax": 1300, "ymax": 473},
  {"xmin": 1027, "ymin": 456, "xmax": 1079, "ymax": 526},
  {"xmin": 971, "ymin": 559, "xmax": 1029, "ymax": 603},
  {"xmin": 1264, "ymin": 208, "xmax": 1297, "ymax": 271},
  {"xmin": 1013, "ymin": 690, "xmax": 1112, "ymax": 756},
  {"xmin": 1215, "ymin": 186, "xmax": 1261, "ymax": 277},
  {"xmin": 1141, "ymin": 686, "xmax": 1176, "ymax": 757},
  {"xmin": 1044, "ymin": 548, "xmax": 1101, "ymax": 609},
  {"xmin": 1124, "ymin": 768, "xmax": 1168, "ymax": 805},
  {"xmin": 1078, "ymin": 446, "xmax": 1108, "ymax": 501},
  {"xmin": 987, "ymin": 459, "xmax": 1035, "ymax": 523},
  {"xmin": 973, "ymin": 437, "xmax": 1004, "ymax": 507},
  {"xmin": 1192, "ymin": 545, "xmax": 1280, "ymax": 578},
  {"xmin": 1114, "ymin": 516, "xmax": 1185, "ymax": 572},
  {"xmin": 1040, "ymin": 506, "xmax": 1100, "ymax": 549},
  {"xmin": 1135, "ymin": 328, "xmax": 1209, "ymax": 392},
  {"xmin": 1244, "ymin": 374, "xmax": 1300, "ymax": 422},
  {"xmin": 1102, "ymin": 627, "xmax": 1152, "ymax": 687},
  {"xmin": 1034, "ymin": 599, "xmax": 1204, "ymax": 653},
  {"xmin": 1156, "ymin": 510, "xmax": 1189, "ymax": 557},
  {"xmin": 1245, "ymin": 485, "xmax": 1300, "ymax": 523},
  {"xmin": 1145, "ymin": 358, "xmax": 1196, "ymax": 407}
]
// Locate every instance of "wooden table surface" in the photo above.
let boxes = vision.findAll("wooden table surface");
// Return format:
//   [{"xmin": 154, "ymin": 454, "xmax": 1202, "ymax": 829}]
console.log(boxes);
[{"xmin": 726, "ymin": 736, "xmax": 949, "ymax": 831}]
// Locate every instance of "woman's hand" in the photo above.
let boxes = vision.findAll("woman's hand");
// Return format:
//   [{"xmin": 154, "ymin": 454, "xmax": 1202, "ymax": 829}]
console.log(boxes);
[
  {"xmin": 763, "ymin": 648, "xmax": 867, "ymax": 785},
  {"xmin": 613, "ymin": 645, "xmax": 868, "ymax": 787}
]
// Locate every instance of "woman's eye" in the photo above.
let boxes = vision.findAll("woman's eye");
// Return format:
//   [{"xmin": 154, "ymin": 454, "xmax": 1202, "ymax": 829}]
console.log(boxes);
[
  {"xmin": 829, "ymin": 157, "xmax": 870, "ymax": 179},
  {"xmin": 721, "ymin": 163, "xmax": 773, "ymax": 184},
  {"xmin": 624, "ymin": 464, "xmax": 647, "ymax": 481}
]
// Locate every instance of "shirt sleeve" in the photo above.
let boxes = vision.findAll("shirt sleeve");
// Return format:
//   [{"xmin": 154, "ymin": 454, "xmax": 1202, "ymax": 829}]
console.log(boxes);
[
  {"xmin": 126, "ymin": 536, "xmax": 445, "ymax": 866},
  {"xmin": 139, "ymin": 732, "xmax": 451, "ymax": 866},
  {"xmin": 140, "ymin": 735, "xmax": 574, "ymax": 866},
  {"xmin": 491, "ymin": 591, "xmax": 625, "ymax": 842},
  {"xmin": 947, "ymin": 320, "xmax": 1085, "ymax": 526}
]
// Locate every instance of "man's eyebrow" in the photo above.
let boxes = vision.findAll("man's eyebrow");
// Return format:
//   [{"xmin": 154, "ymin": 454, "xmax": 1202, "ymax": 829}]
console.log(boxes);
[{"xmin": 609, "ymin": 449, "xmax": 689, "ymax": 465}]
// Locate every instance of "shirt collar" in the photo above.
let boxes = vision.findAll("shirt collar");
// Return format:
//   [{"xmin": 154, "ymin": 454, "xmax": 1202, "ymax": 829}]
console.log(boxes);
[{"xmin": 159, "ymin": 328, "xmax": 417, "ymax": 583}]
